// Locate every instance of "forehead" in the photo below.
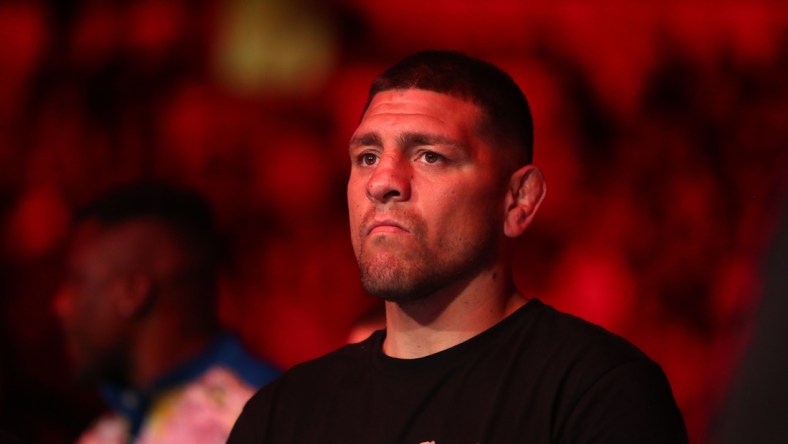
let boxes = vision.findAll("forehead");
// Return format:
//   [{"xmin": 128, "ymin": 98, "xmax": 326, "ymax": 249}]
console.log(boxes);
[
  {"xmin": 70, "ymin": 220, "xmax": 105, "ymax": 253},
  {"xmin": 65, "ymin": 222, "xmax": 113, "ymax": 276},
  {"xmin": 356, "ymin": 89, "xmax": 482, "ymax": 136},
  {"xmin": 68, "ymin": 219, "xmax": 155, "ymax": 268}
]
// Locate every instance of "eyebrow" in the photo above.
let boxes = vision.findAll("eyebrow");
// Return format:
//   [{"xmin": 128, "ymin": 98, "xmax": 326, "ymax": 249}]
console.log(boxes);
[
  {"xmin": 349, "ymin": 132, "xmax": 465, "ymax": 150},
  {"xmin": 349, "ymin": 133, "xmax": 382, "ymax": 148},
  {"xmin": 398, "ymin": 132, "xmax": 465, "ymax": 149}
]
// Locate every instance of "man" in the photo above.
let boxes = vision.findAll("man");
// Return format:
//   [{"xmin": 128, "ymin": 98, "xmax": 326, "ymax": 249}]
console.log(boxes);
[
  {"xmin": 54, "ymin": 182, "xmax": 280, "ymax": 444},
  {"xmin": 229, "ymin": 50, "xmax": 687, "ymax": 443}
]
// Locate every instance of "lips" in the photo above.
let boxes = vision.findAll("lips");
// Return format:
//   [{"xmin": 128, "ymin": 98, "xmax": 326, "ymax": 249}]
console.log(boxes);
[{"xmin": 367, "ymin": 219, "xmax": 409, "ymax": 235}]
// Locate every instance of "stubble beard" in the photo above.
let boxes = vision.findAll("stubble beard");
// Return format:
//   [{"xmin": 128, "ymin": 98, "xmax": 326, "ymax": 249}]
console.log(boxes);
[{"xmin": 356, "ymin": 215, "xmax": 499, "ymax": 304}]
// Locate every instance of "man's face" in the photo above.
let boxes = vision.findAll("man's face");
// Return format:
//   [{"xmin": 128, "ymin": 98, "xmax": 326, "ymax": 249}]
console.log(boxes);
[
  {"xmin": 348, "ymin": 89, "xmax": 509, "ymax": 302},
  {"xmin": 53, "ymin": 223, "xmax": 131, "ymax": 384}
]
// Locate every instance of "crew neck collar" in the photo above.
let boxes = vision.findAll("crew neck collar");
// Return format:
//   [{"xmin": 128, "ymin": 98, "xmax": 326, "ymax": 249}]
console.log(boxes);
[{"xmin": 370, "ymin": 298, "xmax": 543, "ymax": 378}]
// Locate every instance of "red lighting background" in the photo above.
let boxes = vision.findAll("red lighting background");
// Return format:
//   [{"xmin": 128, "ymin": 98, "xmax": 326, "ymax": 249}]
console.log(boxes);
[{"xmin": 0, "ymin": 1, "xmax": 786, "ymax": 443}]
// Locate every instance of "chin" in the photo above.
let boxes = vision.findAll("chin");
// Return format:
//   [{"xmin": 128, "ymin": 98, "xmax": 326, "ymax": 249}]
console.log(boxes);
[
  {"xmin": 361, "ymin": 269, "xmax": 443, "ymax": 304},
  {"xmin": 368, "ymin": 286, "xmax": 431, "ymax": 303},
  {"xmin": 71, "ymin": 364, "xmax": 99, "ymax": 387}
]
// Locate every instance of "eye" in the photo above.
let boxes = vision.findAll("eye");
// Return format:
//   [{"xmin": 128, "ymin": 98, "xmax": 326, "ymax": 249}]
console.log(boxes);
[
  {"xmin": 419, "ymin": 151, "xmax": 444, "ymax": 164},
  {"xmin": 359, "ymin": 152, "xmax": 379, "ymax": 166}
]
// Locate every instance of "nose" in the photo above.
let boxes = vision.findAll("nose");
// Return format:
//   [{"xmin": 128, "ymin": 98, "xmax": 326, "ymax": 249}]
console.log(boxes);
[{"xmin": 366, "ymin": 153, "xmax": 411, "ymax": 203}]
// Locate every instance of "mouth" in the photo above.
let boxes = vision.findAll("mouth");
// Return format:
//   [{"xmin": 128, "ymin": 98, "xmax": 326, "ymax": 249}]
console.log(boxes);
[{"xmin": 367, "ymin": 219, "xmax": 409, "ymax": 235}]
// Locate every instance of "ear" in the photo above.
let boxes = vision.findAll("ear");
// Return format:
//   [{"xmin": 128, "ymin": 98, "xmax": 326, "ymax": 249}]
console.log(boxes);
[
  {"xmin": 114, "ymin": 273, "xmax": 153, "ymax": 319},
  {"xmin": 503, "ymin": 165, "xmax": 546, "ymax": 238}
]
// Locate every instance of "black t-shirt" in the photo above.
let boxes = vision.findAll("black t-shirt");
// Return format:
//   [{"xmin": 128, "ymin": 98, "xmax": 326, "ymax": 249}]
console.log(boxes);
[{"xmin": 229, "ymin": 299, "xmax": 688, "ymax": 443}]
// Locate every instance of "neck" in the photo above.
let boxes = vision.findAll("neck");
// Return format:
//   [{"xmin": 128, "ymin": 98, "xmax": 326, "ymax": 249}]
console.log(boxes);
[
  {"xmin": 382, "ymin": 261, "xmax": 526, "ymax": 359},
  {"xmin": 129, "ymin": 313, "xmax": 218, "ymax": 389}
]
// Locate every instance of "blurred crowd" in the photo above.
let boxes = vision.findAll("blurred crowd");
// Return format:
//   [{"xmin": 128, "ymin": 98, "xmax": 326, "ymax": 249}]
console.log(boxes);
[{"xmin": 0, "ymin": 1, "xmax": 785, "ymax": 443}]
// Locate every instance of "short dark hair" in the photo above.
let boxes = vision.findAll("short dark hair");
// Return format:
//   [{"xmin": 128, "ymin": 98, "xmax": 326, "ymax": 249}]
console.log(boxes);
[
  {"xmin": 364, "ymin": 50, "xmax": 534, "ymax": 166},
  {"xmin": 76, "ymin": 181, "xmax": 221, "ymax": 279}
]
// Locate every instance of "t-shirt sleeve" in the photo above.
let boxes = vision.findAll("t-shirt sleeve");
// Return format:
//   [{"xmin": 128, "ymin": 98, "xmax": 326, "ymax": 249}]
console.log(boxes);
[
  {"xmin": 227, "ymin": 383, "xmax": 275, "ymax": 444},
  {"xmin": 558, "ymin": 359, "xmax": 689, "ymax": 444}
]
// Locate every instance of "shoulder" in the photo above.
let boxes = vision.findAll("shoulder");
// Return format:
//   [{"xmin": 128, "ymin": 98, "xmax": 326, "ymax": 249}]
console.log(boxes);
[
  {"xmin": 209, "ymin": 334, "xmax": 281, "ymax": 389},
  {"xmin": 518, "ymin": 300, "xmax": 687, "ymax": 442},
  {"xmin": 518, "ymin": 299, "xmax": 651, "ymax": 367},
  {"xmin": 227, "ymin": 338, "xmax": 377, "ymax": 443},
  {"xmin": 502, "ymin": 300, "xmax": 674, "ymax": 410},
  {"xmin": 243, "ymin": 335, "xmax": 375, "ymax": 412},
  {"xmin": 523, "ymin": 300, "xmax": 667, "ymax": 396}
]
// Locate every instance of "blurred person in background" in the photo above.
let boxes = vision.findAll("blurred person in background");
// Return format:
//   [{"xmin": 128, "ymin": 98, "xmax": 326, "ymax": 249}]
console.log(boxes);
[
  {"xmin": 53, "ymin": 181, "xmax": 280, "ymax": 443},
  {"xmin": 709, "ymin": 195, "xmax": 788, "ymax": 443},
  {"xmin": 228, "ymin": 50, "xmax": 688, "ymax": 443}
]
